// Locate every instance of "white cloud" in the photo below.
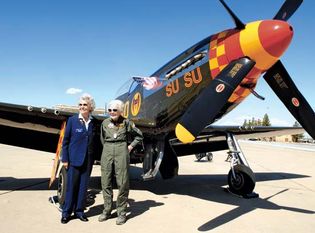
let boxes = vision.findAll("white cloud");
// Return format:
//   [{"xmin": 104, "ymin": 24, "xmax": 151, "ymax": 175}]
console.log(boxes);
[{"xmin": 66, "ymin": 88, "xmax": 82, "ymax": 95}]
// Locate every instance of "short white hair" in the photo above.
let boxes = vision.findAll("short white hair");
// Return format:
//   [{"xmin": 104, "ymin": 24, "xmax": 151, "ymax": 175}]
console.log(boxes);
[
  {"xmin": 108, "ymin": 99, "xmax": 124, "ymax": 112},
  {"xmin": 79, "ymin": 93, "xmax": 96, "ymax": 111}
]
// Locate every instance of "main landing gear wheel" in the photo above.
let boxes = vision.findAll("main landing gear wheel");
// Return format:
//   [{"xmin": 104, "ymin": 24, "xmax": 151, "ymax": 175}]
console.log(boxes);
[
  {"xmin": 206, "ymin": 152, "xmax": 213, "ymax": 161},
  {"xmin": 57, "ymin": 166, "xmax": 67, "ymax": 206},
  {"xmin": 195, "ymin": 152, "xmax": 213, "ymax": 162},
  {"xmin": 227, "ymin": 164, "xmax": 255, "ymax": 196}
]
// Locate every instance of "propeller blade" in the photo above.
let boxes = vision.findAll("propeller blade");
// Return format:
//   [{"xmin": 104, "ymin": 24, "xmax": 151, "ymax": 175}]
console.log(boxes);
[
  {"xmin": 273, "ymin": 0, "xmax": 303, "ymax": 21},
  {"xmin": 263, "ymin": 60, "xmax": 315, "ymax": 139},
  {"xmin": 219, "ymin": 0, "xmax": 245, "ymax": 29},
  {"xmin": 176, "ymin": 57, "xmax": 255, "ymax": 143}
]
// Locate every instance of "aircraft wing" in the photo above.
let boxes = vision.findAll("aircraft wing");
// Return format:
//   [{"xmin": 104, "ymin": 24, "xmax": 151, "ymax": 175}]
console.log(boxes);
[
  {"xmin": 202, "ymin": 125, "xmax": 305, "ymax": 139},
  {"xmin": 170, "ymin": 125, "xmax": 305, "ymax": 156},
  {"xmin": 0, "ymin": 102, "xmax": 106, "ymax": 153}
]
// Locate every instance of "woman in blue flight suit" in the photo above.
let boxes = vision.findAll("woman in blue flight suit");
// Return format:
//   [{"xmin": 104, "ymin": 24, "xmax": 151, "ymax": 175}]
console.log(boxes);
[{"xmin": 60, "ymin": 93, "xmax": 101, "ymax": 224}]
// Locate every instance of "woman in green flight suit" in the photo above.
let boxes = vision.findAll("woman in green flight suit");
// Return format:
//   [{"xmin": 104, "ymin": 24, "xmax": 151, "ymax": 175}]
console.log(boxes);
[{"xmin": 98, "ymin": 99, "xmax": 143, "ymax": 225}]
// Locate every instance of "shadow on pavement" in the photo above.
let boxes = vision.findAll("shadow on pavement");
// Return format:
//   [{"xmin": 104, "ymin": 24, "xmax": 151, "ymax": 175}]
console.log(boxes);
[{"xmin": 0, "ymin": 166, "xmax": 313, "ymax": 231}]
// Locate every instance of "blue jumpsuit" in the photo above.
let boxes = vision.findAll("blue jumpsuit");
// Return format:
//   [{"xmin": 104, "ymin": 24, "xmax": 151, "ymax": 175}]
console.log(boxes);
[{"xmin": 61, "ymin": 115, "xmax": 100, "ymax": 218}]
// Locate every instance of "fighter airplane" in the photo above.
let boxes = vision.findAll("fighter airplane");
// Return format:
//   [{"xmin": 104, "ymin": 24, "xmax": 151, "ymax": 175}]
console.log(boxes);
[{"xmin": 0, "ymin": 0, "xmax": 314, "ymax": 203}]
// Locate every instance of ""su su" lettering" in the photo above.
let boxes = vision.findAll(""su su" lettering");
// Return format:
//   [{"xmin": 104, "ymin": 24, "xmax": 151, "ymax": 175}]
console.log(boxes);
[
  {"xmin": 165, "ymin": 67, "xmax": 203, "ymax": 97},
  {"xmin": 165, "ymin": 79, "xmax": 179, "ymax": 97},
  {"xmin": 184, "ymin": 67, "xmax": 202, "ymax": 87}
]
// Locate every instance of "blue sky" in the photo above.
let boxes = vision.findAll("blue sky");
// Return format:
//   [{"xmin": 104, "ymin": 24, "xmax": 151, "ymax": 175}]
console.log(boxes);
[{"xmin": 0, "ymin": 0, "xmax": 314, "ymax": 129}]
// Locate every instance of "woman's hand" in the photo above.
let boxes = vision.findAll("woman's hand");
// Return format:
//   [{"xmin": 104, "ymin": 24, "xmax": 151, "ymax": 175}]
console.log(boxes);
[
  {"xmin": 128, "ymin": 145, "xmax": 133, "ymax": 152},
  {"xmin": 62, "ymin": 162, "xmax": 69, "ymax": 169}
]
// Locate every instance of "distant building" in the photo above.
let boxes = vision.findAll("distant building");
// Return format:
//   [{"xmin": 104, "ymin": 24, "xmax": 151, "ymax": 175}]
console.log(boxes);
[
  {"xmin": 257, "ymin": 135, "xmax": 294, "ymax": 142},
  {"xmin": 54, "ymin": 104, "xmax": 105, "ymax": 115},
  {"xmin": 274, "ymin": 135, "xmax": 294, "ymax": 143}
]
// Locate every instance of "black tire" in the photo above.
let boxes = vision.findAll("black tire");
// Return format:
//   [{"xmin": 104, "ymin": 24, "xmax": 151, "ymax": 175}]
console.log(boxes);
[
  {"xmin": 195, "ymin": 153, "xmax": 205, "ymax": 161},
  {"xmin": 57, "ymin": 166, "xmax": 67, "ymax": 205},
  {"xmin": 206, "ymin": 152, "xmax": 213, "ymax": 162},
  {"xmin": 227, "ymin": 164, "xmax": 255, "ymax": 196}
]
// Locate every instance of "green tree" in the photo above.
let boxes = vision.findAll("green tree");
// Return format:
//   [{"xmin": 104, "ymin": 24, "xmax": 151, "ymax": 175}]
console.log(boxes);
[
  {"xmin": 248, "ymin": 119, "xmax": 252, "ymax": 127},
  {"xmin": 262, "ymin": 113, "xmax": 271, "ymax": 126},
  {"xmin": 242, "ymin": 119, "xmax": 248, "ymax": 127},
  {"xmin": 292, "ymin": 121, "xmax": 304, "ymax": 142}
]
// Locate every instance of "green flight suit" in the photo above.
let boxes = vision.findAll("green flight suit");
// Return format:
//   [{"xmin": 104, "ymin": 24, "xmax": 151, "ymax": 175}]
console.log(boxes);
[{"xmin": 100, "ymin": 116, "xmax": 143, "ymax": 217}]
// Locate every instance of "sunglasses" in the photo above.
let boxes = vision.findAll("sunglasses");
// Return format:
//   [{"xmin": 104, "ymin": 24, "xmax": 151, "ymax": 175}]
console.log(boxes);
[
  {"xmin": 79, "ymin": 103, "xmax": 88, "ymax": 106},
  {"xmin": 108, "ymin": 109, "xmax": 118, "ymax": 112}
]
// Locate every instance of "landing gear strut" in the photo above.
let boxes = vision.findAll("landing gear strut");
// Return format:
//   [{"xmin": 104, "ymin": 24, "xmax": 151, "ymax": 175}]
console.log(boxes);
[
  {"xmin": 226, "ymin": 133, "xmax": 256, "ymax": 197},
  {"xmin": 142, "ymin": 140, "xmax": 164, "ymax": 181}
]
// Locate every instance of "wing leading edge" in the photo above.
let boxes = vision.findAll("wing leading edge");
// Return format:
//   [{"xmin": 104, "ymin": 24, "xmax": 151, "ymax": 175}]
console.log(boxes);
[{"xmin": 170, "ymin": 125, "xmax": 305, "ymax": 156}]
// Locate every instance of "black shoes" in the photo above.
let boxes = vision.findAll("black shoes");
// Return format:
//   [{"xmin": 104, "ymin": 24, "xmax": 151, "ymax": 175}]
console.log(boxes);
[
  {"xmin": 61, "ymin": 215, "xmax": 88, "ymax": 224},
  {"xmin": 77, "ymin": 215, "xmax": 89, "ymax": 222},
  {"xmin": 61, "ymin": 217, "xmax": 70, "ymax": 224}
]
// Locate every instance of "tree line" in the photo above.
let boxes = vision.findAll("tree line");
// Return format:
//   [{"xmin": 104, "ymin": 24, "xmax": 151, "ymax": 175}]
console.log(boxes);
[
  {"xmin": 242, "ymin": 113, "xmax": 304, "ymax": 141},
  {"xmin": 242, "ymin": 113, "xmax": 271, "ymax": 127}
]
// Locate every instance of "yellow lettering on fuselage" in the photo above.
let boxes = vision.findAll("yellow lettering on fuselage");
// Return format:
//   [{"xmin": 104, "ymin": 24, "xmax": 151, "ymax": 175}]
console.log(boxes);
[
  {"xmin": 184, "ymin": 72, "xmax": 193, "ymax": 87},
  {"xmin": 166, "ymin": 67, "xmax": 203, "ymax": 97},
  {"xmin": 165, "ymin": 79, "xmax": 179, "ymax": 97},
  {"xmin": 123, "ymin": 101, "xmax": 129, "ymax": 118}
]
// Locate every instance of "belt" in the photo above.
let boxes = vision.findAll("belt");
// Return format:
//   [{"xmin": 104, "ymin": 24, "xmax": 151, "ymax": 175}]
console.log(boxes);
[{"xmin": 104, "ymin": 140, "xmax": 126, "ymax": 143}]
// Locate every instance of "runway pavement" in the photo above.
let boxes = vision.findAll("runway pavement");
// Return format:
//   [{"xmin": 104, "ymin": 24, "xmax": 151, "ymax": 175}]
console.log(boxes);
[{"xmin": 0, "ymin": 142, "xmax": 314, "ymax": 233}]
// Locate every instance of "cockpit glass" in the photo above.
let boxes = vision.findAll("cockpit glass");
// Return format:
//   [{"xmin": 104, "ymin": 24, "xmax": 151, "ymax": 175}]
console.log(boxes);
[
  {"xmin": 115, "ymin": 76, "xmax": 164, "ymax": 97},
  {"xmin": 115, "ymin": 78, "xmax": 133, "ymax": 97}
]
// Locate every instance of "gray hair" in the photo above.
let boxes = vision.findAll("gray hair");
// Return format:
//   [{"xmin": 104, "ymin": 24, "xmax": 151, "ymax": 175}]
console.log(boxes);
[
  {"xmin": 108, "ymin": 99, "xmax": 124, "ymax": 112},
  {"xmin": 79, "ymin": 93, "xmax": 96, "ymax": 112}
]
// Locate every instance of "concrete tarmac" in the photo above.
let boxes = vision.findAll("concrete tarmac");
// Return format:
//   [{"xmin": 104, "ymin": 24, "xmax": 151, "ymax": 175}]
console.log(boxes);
[{"xmin": 0, "ymin": 141, "xmax": 314, "ymax": 233}]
